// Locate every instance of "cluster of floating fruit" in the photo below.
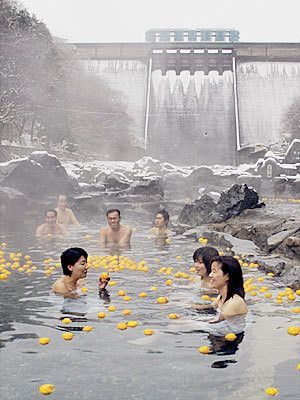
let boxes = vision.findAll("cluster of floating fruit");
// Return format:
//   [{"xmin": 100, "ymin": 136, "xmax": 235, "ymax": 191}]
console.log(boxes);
[{"xmin": 1, "ymin": 240, "xmax": 299, "ymax": 396}]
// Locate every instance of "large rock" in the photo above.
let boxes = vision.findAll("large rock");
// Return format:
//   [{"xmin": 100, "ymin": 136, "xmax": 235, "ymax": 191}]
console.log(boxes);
[
  {"xmin": 178, "ymin": 194, "xmax": 216, "ymax": 226},
  {"xmin": 0, "ymin": 152, "xmax": 80, "ymax": 199},
  {"xmin": 0, "ymin": 186, "xmax": 28, "ymax": 223},
  {"xmin": 178, "ymin": 184, "xmax": 260, "ymax": 227},
  {"xmin": 281, "ymin": 265, "xmax": 300, "ymax": 290},
  {"xmin": 125, "ymin": 178, "xmax": 164, "ymax": 200},
  {"xmin": 209, "ymin": 184, "xmax": 259, "ymax": 223}
]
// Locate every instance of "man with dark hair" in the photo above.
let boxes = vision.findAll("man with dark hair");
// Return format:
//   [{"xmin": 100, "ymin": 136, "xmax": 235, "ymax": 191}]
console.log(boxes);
[
  {"xmin": 99, "ymin": 209, "xmax": 132, "ymax": 248},
  {"xmin": 36, "ymin": 209, "xmax": 68, "ymax": 238},
  {"xmin": 52, "ymin": 247, "xmax": 109, "ymax": 296},
  {"xmin": 52, "ymin": 247, "xmax": 88, "ymax": 295}
]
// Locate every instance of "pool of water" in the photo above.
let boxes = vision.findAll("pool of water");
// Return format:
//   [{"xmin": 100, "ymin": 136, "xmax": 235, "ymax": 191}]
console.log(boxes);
[{"xmin": 0, "ymin": 221, "xmax": 299, "ymax": 400}]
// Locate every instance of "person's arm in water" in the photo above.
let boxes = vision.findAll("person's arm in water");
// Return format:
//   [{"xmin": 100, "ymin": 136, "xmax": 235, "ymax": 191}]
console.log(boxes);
[
  {"xmin": 69, "ymin": 209, "xmax": 80, "ymax": 226},
  {"xmin": 191, "ymin": 295, "xmax": 219, "ymax": 311},
  {"xmin": 99, "ymin": 228, "xmax": 107, "ymax": 247}
]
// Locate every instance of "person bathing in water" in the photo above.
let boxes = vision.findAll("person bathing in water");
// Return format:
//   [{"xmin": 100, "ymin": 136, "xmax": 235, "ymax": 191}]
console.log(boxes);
[
  {"xmin": 99, "ymin": 209, "xmax": 132, "ymax": 249},
  {"xmin": 193, "ymin": 256, "xmax": 247, "ymax": 322},
  {"xmin": 150, "ymin": 209, "xmax": 172, "ymax": 245},
  {"xmin": 193, "ymin": 246, "xmax": 219, "ymax": 290},
  {"xmin": 55, "ymin": 194, "xmax": 80, "ymax": 226},
  {"xmin": 52, "ymin": 247, "xmax": 109, "ymax": 297},
  {"xmin": 36, "ymin": 209, "xmax": 68, "ymax": 238}
]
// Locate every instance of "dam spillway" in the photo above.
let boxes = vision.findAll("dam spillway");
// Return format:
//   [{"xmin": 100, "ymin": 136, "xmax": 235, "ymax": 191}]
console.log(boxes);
[{"xmin": 74, "ymin": 42, "xmax": 300, "ymax": 164}]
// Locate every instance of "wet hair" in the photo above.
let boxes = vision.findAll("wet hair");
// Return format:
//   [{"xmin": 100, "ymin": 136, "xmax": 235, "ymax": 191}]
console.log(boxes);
[
  {"xmin": 60, "ymin": 247, "xmax": 88, "ymax": 276},
  {"xmin": 106, "ymin": 209, "xmax": 121, "ymax": 218},
  {"xmin": 45, "ymin": 209, "xmax": 57, "ymax": 217},
  {"xmin": 156, "ymin": 209, "xmax": 169, "ymax": 225},
  {"xmin": 210, "ymin": 256, "xmax": 245, "ymax": 302},
  {"xmin": 193, "ymin": 246, "xmax": 219, "ymax": 275}
]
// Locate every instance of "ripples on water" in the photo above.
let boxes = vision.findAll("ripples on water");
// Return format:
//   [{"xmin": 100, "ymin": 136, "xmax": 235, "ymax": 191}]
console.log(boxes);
[{"xmin": 0, "ymin": 221, "xmax": 299, "ymax": 400}]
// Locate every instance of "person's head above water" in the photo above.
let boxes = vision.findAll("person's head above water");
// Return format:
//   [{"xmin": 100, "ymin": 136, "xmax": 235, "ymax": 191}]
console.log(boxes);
[
  {"xmin": 209, "ymin": 256, "xmax": 245, "ymax": 302},
  {"xmin": 106, "ymin": 209, "xmax": 121, "ymax": 230},
  {"xmin": 155, "ymin": 209, "xmax": 169, "ymax": 228},
  {"xmin": 57, "ymin": 194, "xmax": 68, "ymax": 210},
  {"xmin": 60, "ymin": 247, "xmax": 88, "ymax": 277},
  {"xmin": 45, "ymin": 209, "xmax": 57, "ymax": 225},
  {"xmin": 193, "ymin": 246, "xmax": 219, "ymax": 278}
]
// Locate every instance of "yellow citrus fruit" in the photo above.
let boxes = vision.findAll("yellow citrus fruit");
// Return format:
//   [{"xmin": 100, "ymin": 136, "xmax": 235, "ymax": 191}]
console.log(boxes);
[
  {"xmin": 287, "ymin": 326, "xmax": 300, "ymax": 336},
  {"xmin": 61, "ymin": 318, "xmax": 72, "ymax": 324},
  {"xmin": 225, "ymin": 333, "xmax": 237, "ymax": 341},
  {"xmin": 144, "ymin": 329, "xmax": 154, "ymax": 336},
  {"xmin": 108, "ymin": 281, "xmax": 117, "ymax": 287},
  {"xmin": 156, "ymin": 297, "xmax": 168, "ymax": 304},
  {"xmin": 168, "ymin": 313, "xmax": 179, "ymax": 319},
  {"xmin": 100, "ymin": 272, "xmax": 110, "ymax": 281},
  {"xmin": 108, "ymin": 305, "xmax": 116, "ymax": 312},
  {"xmin": 118, "ymin": 290, "xmax": 126, "ymax": 296},
  {"xmin": 97, "ymin": 312, "xmax": 106, "ymax": 319},
  {"xmin": 291, "ymin": 307, "xmax": 300, "ymax": 314},
  {"xmin": 39, "ymin": 384, "xmax": 55, "ymax": 395},
  {"xmin": 62, "ymin": 332, "xmax": 74, "ymax": 341},
  {"xmin": 123, "ymin": 296, "xmax": 131, "ymax": 301},
  {"xmin": 82, "ymin": 325, "xmax": 93, "ymax": 332},
  {"xmin": 122, "ymin": 309, "xmax": 131, "ymax": 316},
  {"xmin": 127, "ymin": 320, "xmax": 138, "ymax": 328},
  {"xmin": 264, "ymin": 387, "xmax": 279, "ymax": 396},
  {"xmin": 165, "ymin": 280, "xmax": 173, "ymax": 286},
  {"xmin": 38, "ymin": 337, "xmax": 50, "ymax": 345},
  {"xmin": 201, "ymin": 295, "xmax": 211, "ymax": 301},
  {"xmin": 198, "ymin": 346, "xmax": 210, "ymax": 354},
  {"xmin": 150, "ymin": 286, "xmax": 158, "ymax": 291},
  {"xmin": 117, "ymin": 322, "xmax": 127, "ymax": 330},
  {"xmin": 81, "ymin": 287, "xmax": 88, "ymax": 293},
  {"xmin": 139, "ymin": 292, "xmax": 147, "ymax": 298}
]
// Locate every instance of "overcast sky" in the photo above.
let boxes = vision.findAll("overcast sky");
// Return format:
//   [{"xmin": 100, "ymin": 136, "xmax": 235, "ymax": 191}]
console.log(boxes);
[{"xmin": 20, "ymin": 0, "xmax": 300, "ymax": 43}]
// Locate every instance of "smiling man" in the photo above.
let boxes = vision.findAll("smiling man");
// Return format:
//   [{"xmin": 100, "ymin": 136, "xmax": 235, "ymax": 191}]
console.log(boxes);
[
  {"xmin": 36, "ymin": 209, "xmax": 68, "ymax": 238},
  {"xmin": 99, "ymin": 209, "xmax": 132, "ymax": 248},
  {"xmin": 52, "ymin": 247, "xmax": 88, "ymax": 296}
]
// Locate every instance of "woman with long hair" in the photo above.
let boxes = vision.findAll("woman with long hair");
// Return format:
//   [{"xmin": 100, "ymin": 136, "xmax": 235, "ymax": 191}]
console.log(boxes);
[{"xmin": 209, "ymin": 256, "xmax": 247, "ymax": 322}]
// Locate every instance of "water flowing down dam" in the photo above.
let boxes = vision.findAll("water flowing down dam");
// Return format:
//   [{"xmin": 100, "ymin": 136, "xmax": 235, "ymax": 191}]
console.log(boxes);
[
  {"xmin": 77, "ymin": 42, "xmax": 300, "ymax": 164},
  {"xmin": 237, "ymin": 61, "xmax": 300, "ymax": 148},
  {"xmin": 148, "ymin": 70, "xmax": 235, "ymax": 164}
]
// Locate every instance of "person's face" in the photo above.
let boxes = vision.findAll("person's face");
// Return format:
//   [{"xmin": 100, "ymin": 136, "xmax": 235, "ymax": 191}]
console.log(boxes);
[
  {"xmin": 209, "ymin": 261, "xmax": 229, "ymax": 289},
  {"xmin": 57, "ymin": 196, "xmax": 67, "ymax": 210},
  {"xmin": 68, "ymin": 255, "xmax": 88, "ymax": 279},
  {"xmin": 45, "ymin": 211, "xmax": 57, "ymax": 226},
  {"xmin": 107, "ymin": 211, "xmax": 120, "ymax": 229},
  {"xmin": 195, "ymin": 258, "xmax": 207, "ymax": 278},
  {"xmin": 155, "ymin": 213, "xmax": 166, "ymax": 228}
]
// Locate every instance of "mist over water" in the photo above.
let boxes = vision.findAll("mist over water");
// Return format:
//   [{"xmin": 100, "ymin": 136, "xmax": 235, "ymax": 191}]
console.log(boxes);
[{"xmin": 83, "ymin": 60, "xmax": 148, "ymax": 147}]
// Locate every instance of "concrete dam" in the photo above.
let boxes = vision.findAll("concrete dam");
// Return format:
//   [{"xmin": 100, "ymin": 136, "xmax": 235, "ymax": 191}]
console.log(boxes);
[{"xmin": 72, "ymin": 41, "xmax": 300, "ymax": 165}]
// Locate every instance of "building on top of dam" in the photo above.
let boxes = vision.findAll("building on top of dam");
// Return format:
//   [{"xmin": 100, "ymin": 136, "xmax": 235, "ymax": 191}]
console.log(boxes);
[{"xmin": 145, "ymin": 28, "xmax": 240, "ymax": 43}]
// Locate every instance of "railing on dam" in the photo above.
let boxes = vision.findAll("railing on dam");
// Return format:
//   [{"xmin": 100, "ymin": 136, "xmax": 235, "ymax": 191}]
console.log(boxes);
[{"xmin": 151, "ymin": 48, "xmax": 234, "ymax": 75}]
